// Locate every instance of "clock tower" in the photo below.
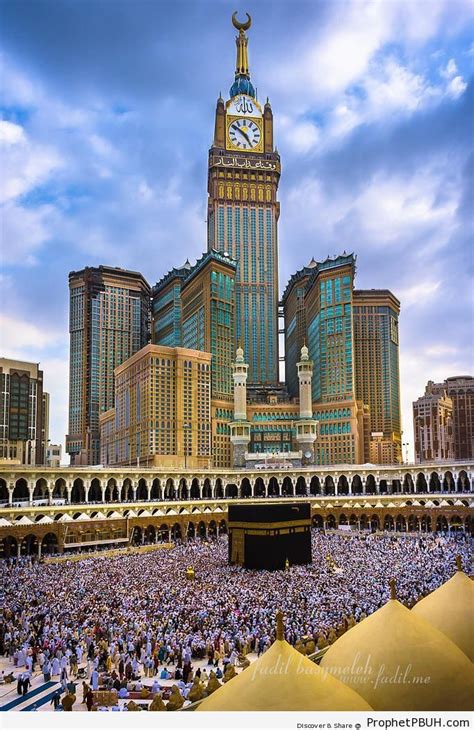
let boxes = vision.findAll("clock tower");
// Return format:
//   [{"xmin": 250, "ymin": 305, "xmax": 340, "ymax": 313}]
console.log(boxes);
[{"xmin": 207, "ymin": 12, "xmax": 281, "ymax": 386}]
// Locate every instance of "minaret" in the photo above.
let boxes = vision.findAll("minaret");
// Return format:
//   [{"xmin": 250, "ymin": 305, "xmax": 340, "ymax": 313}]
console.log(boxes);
[
  {"xmin": 295, "ymin": 344, "xmax": 318, "ymax": 465},
  {"xmin": 229, "ymin": 346, "xmax": 251, "ymax": 467}
]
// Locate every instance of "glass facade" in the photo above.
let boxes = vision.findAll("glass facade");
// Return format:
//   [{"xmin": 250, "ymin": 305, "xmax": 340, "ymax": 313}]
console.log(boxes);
[
  {"xmin": 307, "ymin": 260, "xmax": 355, "ymax": 403},
  {"xmin": 209, "ymin": 270, "xmax": 234, "ymax": 398},
  {"xmin": 152, "ymin": 282, "xmax": 183, "ymax": 347},
  {"xmin": 208, "ymin": 202, "xmax": 278, "ymax": 384},
  {"xmin": 67, "ymin": 268, "xmax": 150, "ymax": 464}
]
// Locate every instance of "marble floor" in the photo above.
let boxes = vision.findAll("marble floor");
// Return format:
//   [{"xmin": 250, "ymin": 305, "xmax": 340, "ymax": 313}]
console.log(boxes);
[{"xmin": 0, "ymin": 652, "xmax": 256, "ymax": 712}]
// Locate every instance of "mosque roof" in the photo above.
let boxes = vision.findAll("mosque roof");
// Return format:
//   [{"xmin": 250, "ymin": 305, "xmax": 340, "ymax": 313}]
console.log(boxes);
[
  {"xmin": 197, "ymin": 613, "xmax": 371, "ymax": 711},
  {"xmin": 412, "ymin": 558, "xmax": 474, "ymax": 661},
  {"xmin": 320, "ymin": 582, "xmax": 474, "ymax": 711}
]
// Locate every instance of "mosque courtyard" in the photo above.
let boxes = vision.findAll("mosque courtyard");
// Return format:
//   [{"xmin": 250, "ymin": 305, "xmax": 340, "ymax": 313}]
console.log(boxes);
[{"xmin": 0, "ymin": 530, "xmax": 471, "ymax": 712}]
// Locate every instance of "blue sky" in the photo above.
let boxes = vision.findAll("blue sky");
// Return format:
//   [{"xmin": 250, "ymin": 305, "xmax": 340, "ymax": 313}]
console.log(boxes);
[{"xmin": 0, "ymin": 0, "xmax": 473, "ymax": 460}]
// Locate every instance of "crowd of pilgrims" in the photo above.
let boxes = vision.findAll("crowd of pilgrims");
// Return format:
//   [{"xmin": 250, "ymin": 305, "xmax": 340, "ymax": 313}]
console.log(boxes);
[{"xmin": 0, "ymin": 531, "xmax": 470, "ymax": 706}]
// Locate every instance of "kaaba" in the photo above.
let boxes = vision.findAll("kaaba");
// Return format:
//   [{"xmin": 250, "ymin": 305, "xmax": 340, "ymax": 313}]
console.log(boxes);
[{"xmin": 228, "ymin": 503, "xmax": 312, "ymax": 570}]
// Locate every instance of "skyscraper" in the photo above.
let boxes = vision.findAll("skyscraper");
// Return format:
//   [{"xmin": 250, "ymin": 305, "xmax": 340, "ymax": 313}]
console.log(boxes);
[
  {"xmin": 181, "ymin": 251, "xmax": 236, "ymax": 400},
  {"xmin": 282, "ymin": 254, "xmax": 376, "ymax": 465},
  {"xmin": 100, "ymin": 345, "xmax": 212, "ymax": 469},
  {"xmin": 152, "ymin": 250, "xmax": 237, "ymax": 400},
  {"xmin": 66, "ymin": 265, "xmax": 150, "ymax": 465},
  {"xmin": 306, "ymin": 254, "xmax": 356, "ymax": 404},
  {"xmin": 152, "ymin": 250, "xmax": 237, "ymax": 469},
  {"xmin": 413, "ymin": 382, "xmax": 454, "ymax": 463},
  {"xmin": 303, "ymin": 254, "xmax": 368, "ymax": 465},
  {"xmin": 281, "ymin": 258, "xmax": 317, "ymax": 398},
  {"xmin": 207, "ymin": 13, "xmax": 280, "ymax": 385},
  {"xmin": 353, "ymin": 289, "xmax": 402, "ymax": 463},
  {"xmin": 417, "ymin": 376, "xmax": 474, "ymax": 460},
  {"xmin": 0, "ymin": 358, "xmax": 49, "ymax": 465},
  {"xmin": 151, "ymin": 260, "xmax": 191, "ymax": 346},
  {"xmin": 444, "ymin": 376, "xmax": 474, "ymax": 460}
]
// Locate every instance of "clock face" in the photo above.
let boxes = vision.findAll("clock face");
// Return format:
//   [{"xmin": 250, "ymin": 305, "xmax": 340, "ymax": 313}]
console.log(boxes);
[{"xmin": 228, "ymin": 118, "xmax": 261, "ymax": 150}]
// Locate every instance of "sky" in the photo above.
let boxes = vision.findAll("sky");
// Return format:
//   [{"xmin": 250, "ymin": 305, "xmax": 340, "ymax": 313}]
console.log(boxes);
[{"xmin": 0, "ymin": 0, "xmax": 473, "ymax": 462}]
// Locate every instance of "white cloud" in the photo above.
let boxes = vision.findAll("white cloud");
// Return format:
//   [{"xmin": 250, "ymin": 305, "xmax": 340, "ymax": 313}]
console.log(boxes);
[
  {"xmin": 284, "ymin": 166, "xmax": 458, "ymax": 254},
  {"xmin": 317, "ymin": 58, "xmax": 440, "ymax": 147},
  {"xmin": 273, "ymin": 2, "xmax": 393, "ymax": 101},
  {"xmin": 424, "ymin": 344, "xmax": 459, "ymax": 357},
  {"xmin": 351, "ymin": 171, "xmax": 457, "ymax": 245},
  {"xmin": 440, "ymin": 58, "xmax": 458, "ymax": 78},
  {"xmin": 1, "ymin": 202, "xmax": 55, "ymax": 265},
  {"xmin": 277, "ymin": 115, "xmax": 320, "ymax": 153},
  {"xmin": 446, "ymin": 75, "xmax": 467, "ymax": 98},
  {"xmin": 438, "ymin": 56, "xmax": 467, "ymax": 97},
  {"xmin": 89, "ymin": 133, "xmax": 118, "ymax": 160},
  {"xmin": 397, "ymin": 280, "xmax": 441, "ymax": 308},
  {"xmin": 266, "ymin": 1, "xmax": 470, "ymax": 150},
  {"xmin": 364, "ymin": 58, "xmax": 438, "ymax": 115},
  {"xmin": 278, "ymin": 55, "xmax": 444, "ymax": 155},
  {"xmin": 269, "ymin": 0, "xmax": 470, "ymax": 104},
  {"xmin": 0, "ymin": 54, "xmax": 38, "ymax": 106},
  {"xmin": 0, "ymin": 120, "xmax": 62, "ymax": 203},
  {"xmin": 0, "ymin": 119, "xmax": 26, "ymax": 144},
  {"xmin": 0, "ymin": 313, "xmax": 64, "ymax": 352}
]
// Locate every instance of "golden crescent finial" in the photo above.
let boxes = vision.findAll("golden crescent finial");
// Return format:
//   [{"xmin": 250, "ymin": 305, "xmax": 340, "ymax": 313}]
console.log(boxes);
[{"xmin": 232, "ymin": 11, "xmax": 252, "ymax": 32}]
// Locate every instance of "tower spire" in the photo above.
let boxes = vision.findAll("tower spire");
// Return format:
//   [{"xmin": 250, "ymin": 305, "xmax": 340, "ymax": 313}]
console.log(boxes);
[
  {"xmin": 229, "ymin": 12, "xmax": 255, "ymax": 99},
  {"xmin": 232, "ymin": 11, "xmax": 252, "ymax": 78}
]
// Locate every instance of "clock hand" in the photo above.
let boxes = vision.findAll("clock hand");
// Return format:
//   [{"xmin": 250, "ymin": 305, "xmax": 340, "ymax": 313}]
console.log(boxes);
[{"xmin": 236, "ymin": 126, "xmax": 252, "ymax": 146}]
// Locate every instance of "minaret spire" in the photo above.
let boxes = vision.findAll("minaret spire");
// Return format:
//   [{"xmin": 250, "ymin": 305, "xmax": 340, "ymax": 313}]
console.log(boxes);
[{"xmin": 232, "ymin": 11, "xmax": 252, "ymax": 78}]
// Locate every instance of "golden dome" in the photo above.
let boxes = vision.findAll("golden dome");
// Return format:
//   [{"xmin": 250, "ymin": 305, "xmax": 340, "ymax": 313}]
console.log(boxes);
[
  {"xmin": 197, "ymin": 613, "xmax": 371, "ymax": 711},
  {"xmin": 321, "ymin": 584, "xmax": 474, "ymax": 711},
  {"xmin": 412, "ymin": 557, "xmax": 474, "ymax": 661}
]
